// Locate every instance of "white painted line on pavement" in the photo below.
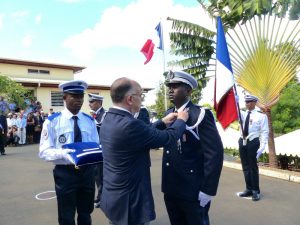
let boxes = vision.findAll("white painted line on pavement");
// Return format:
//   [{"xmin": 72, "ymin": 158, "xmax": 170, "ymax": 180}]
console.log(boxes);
[{"xmin": 35, "ymin": 190, "xmax": 56, "ymax": 200}]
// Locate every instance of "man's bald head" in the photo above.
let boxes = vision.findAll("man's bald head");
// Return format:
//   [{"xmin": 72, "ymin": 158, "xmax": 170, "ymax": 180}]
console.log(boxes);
[{"xmin": 110, "ymin": 77, "xmax": 140, "ymax": 103}]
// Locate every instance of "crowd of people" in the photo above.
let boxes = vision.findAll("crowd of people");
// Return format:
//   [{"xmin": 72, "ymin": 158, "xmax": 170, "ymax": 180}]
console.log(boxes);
[{"xmin": 0, "ymin": 97, "xmax": 55, "ymax": 154}]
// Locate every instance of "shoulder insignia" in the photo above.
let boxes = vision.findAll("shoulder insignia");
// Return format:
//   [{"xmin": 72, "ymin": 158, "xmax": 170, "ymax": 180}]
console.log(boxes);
[
  {"xmin": 47, "ymin": 112, "xmax": 61, "ymax": 121},
  {"xmin": 82, "ymin": 112, "xmax": 94, "ymax": 120}
]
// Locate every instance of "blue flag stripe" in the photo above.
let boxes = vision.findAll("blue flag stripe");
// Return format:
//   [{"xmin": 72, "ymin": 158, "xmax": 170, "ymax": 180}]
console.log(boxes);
[{"xmin": 216, "ymin": 17, "xmax": 233, "ymax": 73}]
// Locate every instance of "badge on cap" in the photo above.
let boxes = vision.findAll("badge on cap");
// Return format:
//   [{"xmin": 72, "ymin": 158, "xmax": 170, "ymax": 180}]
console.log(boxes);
[{"xmin": 166, "ymin": 71, "xmax": 175, "ymax": 80}]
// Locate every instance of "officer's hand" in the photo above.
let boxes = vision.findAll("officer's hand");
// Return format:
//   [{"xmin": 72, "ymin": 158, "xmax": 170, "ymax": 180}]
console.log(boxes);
[
  {"xmin": 198, "ymin": 191, "xmax": 213, "ymax": 207},
  {"xmin": 60, "ymin": 149, "xmax": 75, "ymax": 163},
  {"xmin": 162, "ymin": 113, "xmax": 177, "ymax": 125},
  {"xmin": 256, "ymin": 144, "xmax": 265, "ymax": 159},
  {"xmin": 177, "ymin": 108, "xmax": 189, "ymax": 122}
]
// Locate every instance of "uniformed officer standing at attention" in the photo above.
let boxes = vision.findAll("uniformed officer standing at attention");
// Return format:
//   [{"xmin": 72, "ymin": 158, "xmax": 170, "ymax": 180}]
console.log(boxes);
[
  {"xmin": 39, "ymin": 80, "xmax": 99, "ymax": 225},
  {"xmin": 238, "ymin": 95, "xmax": 269, "ymax": 201},
  {"xmin": 88, "ymin": 93, "xmax": 105, "ymax": 208},
  {"xmin": 159, "ymin": 71, "xmax": 224, "ymax": 225}
]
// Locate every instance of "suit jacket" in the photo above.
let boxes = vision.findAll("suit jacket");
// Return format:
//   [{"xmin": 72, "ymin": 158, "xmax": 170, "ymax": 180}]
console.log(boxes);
[
  {"xmin": 100, "ymin": 107, "xmax": 186, "ymax": 225},
  {"xmin": 160, "ymin": 102, "xmax": 224, "ymax": 200}
]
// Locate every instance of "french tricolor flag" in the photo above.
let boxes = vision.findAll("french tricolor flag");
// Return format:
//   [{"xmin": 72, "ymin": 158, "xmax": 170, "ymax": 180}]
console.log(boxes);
[
  {"xmin": 140, "ymin": 22, "xmax": 164, "ymax": 65},
  {"xmin": 214, "ymin": 17, "xmax": 238, "ymax": 129}
]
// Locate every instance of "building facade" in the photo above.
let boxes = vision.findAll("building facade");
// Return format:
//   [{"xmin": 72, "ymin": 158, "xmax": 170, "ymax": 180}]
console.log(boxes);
[{"xmin": 0, "ymin": 57, "xmax": 113, "ymax": 114}]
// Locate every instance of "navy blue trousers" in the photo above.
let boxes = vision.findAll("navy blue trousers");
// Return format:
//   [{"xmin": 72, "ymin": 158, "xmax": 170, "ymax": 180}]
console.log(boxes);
[
  {"xmin": 53, "ymin": 165, "xmax": 95, "ymax": 225},
  {"xmin": 239, "ymin": 137, "xmax": 260, "ymax": 192},
  {"xmin": 164, "ymin": 195, "xmax": 210, "ymax": 225}
]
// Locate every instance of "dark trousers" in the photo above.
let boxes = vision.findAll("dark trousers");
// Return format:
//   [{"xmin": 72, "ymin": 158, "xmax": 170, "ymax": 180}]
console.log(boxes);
[
  {"xmin": 94, "ymin": 162, "xmax": 103, "ymax": 202},
  {"xmin": 0, "ymin": 132, "xmax": 6, "ymax": 154},
  {"xmin": 53, "ymin": 165, "xmax": 96, "ymax": 225},
  {"xmin": 164, "ymin": 195, "xmax": 210, "ymax": 225},
  {"xmin": 239, "ymin": 137, "xmax": 260, "ymax": 192}
]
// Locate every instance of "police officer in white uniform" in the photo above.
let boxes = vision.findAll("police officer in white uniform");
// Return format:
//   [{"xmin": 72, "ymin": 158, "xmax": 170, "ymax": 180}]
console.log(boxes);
[
  {"xmin": 39, "ymin": 80, "xmax": 99, "ymax": 225},
  {"xmin": 238, "ymin": 95, "xmax": 269, "ymax": 201},
  {"xmin": 88, "ymin": 93, "xmax": 105, "ymax": 208}
]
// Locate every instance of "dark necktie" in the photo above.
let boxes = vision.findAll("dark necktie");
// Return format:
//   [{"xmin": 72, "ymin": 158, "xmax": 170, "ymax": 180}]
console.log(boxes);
[
  {"xmin": 243, "ymin": 111, "xmax": 251, "ymax": 137},
  {"xmin": 72, "ymin": 116, "xmax": 82, "ymax": 142}
]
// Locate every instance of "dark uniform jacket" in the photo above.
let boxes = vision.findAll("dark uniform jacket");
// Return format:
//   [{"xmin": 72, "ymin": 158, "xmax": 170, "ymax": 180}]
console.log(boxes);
[
  {"xmin": 161, "ymin": 102, "xmax": 224, "ymax": 200},
  {"xmin": 137, "ymin": 107, "xmax": 150, "ymax": 124},
  {"xmin": 100, "ymin": 108, "xmax": 186, "ymax": 225},
  {"xmin": 0, "ymin": 115, "xmax": 8, "ymax": 134},
  {"xmin": 95, "ymin": 107, "xmax": 106, "ymax": 134}
]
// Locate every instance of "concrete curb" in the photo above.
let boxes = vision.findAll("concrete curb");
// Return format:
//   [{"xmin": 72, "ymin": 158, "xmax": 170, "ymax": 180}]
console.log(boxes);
[{"xmin": 223, "ymin": 161, "xmax": 300, "ymax": 184}]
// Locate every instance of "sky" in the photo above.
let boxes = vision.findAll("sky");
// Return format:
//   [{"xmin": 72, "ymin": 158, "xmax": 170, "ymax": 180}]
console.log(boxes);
[{"xmin": 0, "ymin": 0, "xmax": 216, "ymax": 106}]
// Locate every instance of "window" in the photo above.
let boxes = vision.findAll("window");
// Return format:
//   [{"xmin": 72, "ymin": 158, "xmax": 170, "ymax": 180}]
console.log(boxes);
[
  {"xmin": 39, "ymin": 70, "xmax": 50, "ymax": 75},
  {"xmin": 51, "ymin": 91, "xmax": 64, "ymax": 106},
  {"xmin": 28, "ymin": 69, "xmax": 50, "ymax": 75},
  {"xmin": 28, "ymin": 69, "xmax": 39, "ymax": 74}
]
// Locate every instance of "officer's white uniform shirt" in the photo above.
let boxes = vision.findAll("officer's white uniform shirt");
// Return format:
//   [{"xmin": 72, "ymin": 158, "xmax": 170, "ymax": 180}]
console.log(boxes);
[
  {"xmin": 241, "ymin": 108, "xmax": 269, "ymax": 145},
  {"xmin": 39, "ymin": 108, "xmax": 99, "ymax": 165}
]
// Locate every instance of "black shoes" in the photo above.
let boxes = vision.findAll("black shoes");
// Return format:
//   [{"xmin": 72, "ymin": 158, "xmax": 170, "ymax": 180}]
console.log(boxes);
[
  {"xmin": 239, "ymin": 190, "xmax": 253, "ymax": 197},
  {"xmin": 239, "ymin": 190, "xmax": 261, "ymax": 201},
  {"xmin": 1, "ymin": 153, "xmax": 6, "ymax": 155},
  {"xmin": 252, "ymin": 191, "xmax": 260, "ymax": 201}
]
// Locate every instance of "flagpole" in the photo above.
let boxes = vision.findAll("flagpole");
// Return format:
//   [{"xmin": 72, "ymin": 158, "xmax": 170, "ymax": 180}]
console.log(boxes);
[
  {"xmin": 160, "ymin": 19, "xmax": 168, "ymax": 111},
  {"xmin": 233, "ymin": 84, "xmax": 244, "ymax": 135}
]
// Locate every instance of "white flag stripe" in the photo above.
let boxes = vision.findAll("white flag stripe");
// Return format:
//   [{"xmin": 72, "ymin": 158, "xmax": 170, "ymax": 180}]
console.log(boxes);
[{"xmin": 215, "ymin": 59, "xmax": 235, "ymax": 103}]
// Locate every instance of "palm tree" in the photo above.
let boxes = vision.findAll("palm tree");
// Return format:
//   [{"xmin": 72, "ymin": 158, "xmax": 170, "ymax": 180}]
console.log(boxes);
[
  {"xmin": 168, "ymin": 0, "xmax": 300, "ymax": 168},
  {"xmin": 167, "ymin": 17, "xmax": 216, "ymax": 102}
]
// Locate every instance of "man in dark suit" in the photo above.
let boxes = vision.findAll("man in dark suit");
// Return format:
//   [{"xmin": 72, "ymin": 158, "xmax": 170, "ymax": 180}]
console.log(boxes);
[
  {"xmin": 0, "ymin": 113, "xmax": 8, "ymax": 155},
  {"xmin": 100, "ymin": 77, "xmax": 189, "ymax": 225},
  {"xmin": 88, "ymin": 93, "xmax": 106, "ymax": 207},
  {"xmin": 159, "ymin": 71, "xmax": 224, "ymax": 225}
]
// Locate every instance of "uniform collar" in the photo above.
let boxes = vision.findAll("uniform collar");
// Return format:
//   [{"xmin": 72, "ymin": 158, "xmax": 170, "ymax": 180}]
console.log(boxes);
[
  {"xmin": 95, "ymin": 107, "xmax": 103, "ymax": 114},
  {"xmin": 175, "ymin": 100, "xmax": 190, "ymax": 112},
  {"xmin": 62, "ymin": 108, "xmax": 83, "ymax": 120},
  {"xmin": 247, "ymin": 108, "xmax": 257, "ymax": 113}
]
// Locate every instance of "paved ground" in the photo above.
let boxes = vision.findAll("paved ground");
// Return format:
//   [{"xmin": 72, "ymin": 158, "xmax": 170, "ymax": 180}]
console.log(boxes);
[{"xmin": 0, "ymin": 145, "xmax": 299, "ymax": 225}]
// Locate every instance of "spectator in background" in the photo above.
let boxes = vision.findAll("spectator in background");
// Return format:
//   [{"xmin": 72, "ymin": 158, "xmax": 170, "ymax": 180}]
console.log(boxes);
[
  {"xmin": 49, "ymin": 108, "xmax": 54, "ymax": 116},
  {"xmin": 33, "ymin": 111, "xmax": 44, "ymax": 143},
  {"xmin": 6, "ymin": 125, "xmax": 19, "ymax": 146},
  {"xmin": 7, "ymin": 113, "xmax": 13, "ymax": 130},
  {"xmin": 10, "ymin": 113, "xmax": 18, "ymax": 127},
  {"xmin": 0, "ymin": 113, "xmax": 8, "ymax": 155},
  {"xmin": 16, "ymin": 112, "xmax": 27, "ymax": 145},
  {"xmin": 26, "ymin": 113, "xmax": 35, "ymax": 144}
]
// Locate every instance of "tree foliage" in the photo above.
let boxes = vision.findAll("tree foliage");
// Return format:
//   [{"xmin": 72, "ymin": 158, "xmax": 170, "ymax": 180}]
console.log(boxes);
[
  {"xmin": 167, "ymin": 17, "xmax": 216, "ymax": 102},
  {"xmin": 199, "ymin": 0, "xmax": 300, "ymax": 30},
  {"xmin": 271, "ymin": 79, "xmax": 300, "ymax": 134},
  {"xmin": 148, "ymin": 81, "xmax": 171, "ymax": 119},
  {"xmin": 0, "ymin": 75, "xmax": 29, "ymax": 111}
]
